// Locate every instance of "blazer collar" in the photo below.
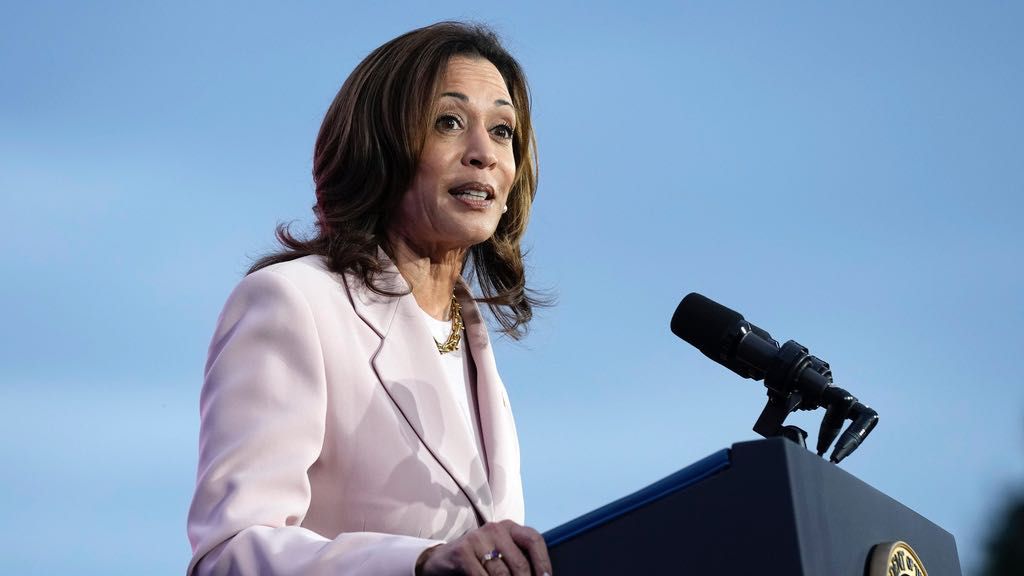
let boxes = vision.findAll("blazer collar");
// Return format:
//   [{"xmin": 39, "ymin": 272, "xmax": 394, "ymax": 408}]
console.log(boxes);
[{"xmin": 344, "ymin": 251, "xmax": 496, "ymax": 523}]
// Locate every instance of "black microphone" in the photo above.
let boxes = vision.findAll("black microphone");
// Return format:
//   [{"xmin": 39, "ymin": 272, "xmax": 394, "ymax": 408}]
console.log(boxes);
[
  {"xmin": 671, "ymin": 293, "xmax": 878, "ymax": 463},
  {"xmin": 670, "ymin": 293, "xmax": 781, "ymax": 381}
]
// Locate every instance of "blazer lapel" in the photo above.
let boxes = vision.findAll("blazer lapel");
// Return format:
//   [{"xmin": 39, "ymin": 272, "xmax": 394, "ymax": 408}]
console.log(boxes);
[
  {"xmin": 458, "ymin": 282, "xmax": 520, "ymax": 521},
  {"xmin": 345, "ymin": 262, "xmax": 494, "ymax": 524}
]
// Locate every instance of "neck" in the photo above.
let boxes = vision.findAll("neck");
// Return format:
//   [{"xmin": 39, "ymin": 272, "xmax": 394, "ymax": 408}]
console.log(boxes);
[{"xmin": 385, "ymin": 233, "xmax": 466, "ymax": 320}]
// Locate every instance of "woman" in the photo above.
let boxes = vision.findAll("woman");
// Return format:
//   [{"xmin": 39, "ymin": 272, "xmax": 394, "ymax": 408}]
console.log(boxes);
[{"xmin": 186, "ymin": 22, "xmax": 553, "ymax": 576}]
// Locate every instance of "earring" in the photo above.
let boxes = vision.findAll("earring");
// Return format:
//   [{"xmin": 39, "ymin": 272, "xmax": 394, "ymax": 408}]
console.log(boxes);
[{"xmin": 502, "ymin": 205, "xmax": 508, "ymax": 213}]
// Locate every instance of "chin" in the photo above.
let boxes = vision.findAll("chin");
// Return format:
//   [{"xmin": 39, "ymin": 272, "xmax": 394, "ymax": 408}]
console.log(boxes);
[
  {"xmin": 459, "ymin": 232, "xmax": 497, "ymax": 249},
  {"xmin": 449, "ymin": 221, "xmax": 500, "ymax": 247}
]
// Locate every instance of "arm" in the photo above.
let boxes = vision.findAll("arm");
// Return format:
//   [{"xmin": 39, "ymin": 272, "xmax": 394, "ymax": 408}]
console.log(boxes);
[{"xmin": 186, "ymin": 269, "xmax": 440, "ymax": 576}]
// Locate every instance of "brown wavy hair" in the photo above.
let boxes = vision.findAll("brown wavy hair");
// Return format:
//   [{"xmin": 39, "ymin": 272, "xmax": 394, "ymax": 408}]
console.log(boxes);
[{"xmin": 248, "ymin": 21, "xmax": 544, "ymax": 339}]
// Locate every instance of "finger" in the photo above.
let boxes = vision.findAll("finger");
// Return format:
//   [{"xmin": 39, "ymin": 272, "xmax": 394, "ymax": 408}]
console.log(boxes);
[
  {"xmin": 489, "ymin": 528, "xmax": 532, "ymax": 576},
  {"xmin": 479, "ymin": 548, "xmax": 511, "ymax": 576},
  {"xmin": 508, "ymin": 524, "xmax": 553, "ymax": 576},
  {"xmin": 470, "ymin": 531, "xmax": 510, "ymax": 576}
]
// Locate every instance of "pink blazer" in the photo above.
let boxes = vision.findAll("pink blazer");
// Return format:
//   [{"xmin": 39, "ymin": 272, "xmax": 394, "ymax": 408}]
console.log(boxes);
[{"xmin": 186, "ymin": 254, "xmax": 524, "ymax": 576}]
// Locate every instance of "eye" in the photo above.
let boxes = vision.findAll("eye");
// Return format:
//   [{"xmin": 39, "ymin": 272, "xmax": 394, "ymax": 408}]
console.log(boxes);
[
  {"xmin": 492, "ymin": 123, "xmax": 515, "ymax": 141},
  {"xmin": 435, "ymin": 114, "xmax": 463, "ymax": 132}
]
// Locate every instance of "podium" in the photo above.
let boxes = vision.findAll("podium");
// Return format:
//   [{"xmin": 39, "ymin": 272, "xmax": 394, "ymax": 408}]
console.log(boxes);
[{"xmin": 543, "ymin": 438, "xmax": 961, "ymax": 575}]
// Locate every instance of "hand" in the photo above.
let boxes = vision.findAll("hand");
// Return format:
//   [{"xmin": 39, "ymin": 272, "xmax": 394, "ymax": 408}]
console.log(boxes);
[{"xmin": 416, "ymin": 520, "xmax": 552, "ymax": 576}]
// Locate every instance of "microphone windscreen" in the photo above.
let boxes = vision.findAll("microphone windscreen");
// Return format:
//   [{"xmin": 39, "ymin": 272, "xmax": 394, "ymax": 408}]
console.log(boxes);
[{"xmin": 670, "ymin": 293, "xmax": 744, "ymax": 355}]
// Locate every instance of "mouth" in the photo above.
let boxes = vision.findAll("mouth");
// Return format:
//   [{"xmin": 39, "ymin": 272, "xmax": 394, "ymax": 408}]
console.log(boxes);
[
  {"xmin": 448, "ymin": 182, "xmax": 495, "ymax": 201},
  {"xmin": 448, "ymin": 182, "xmax": 496, "ymax": 210}
]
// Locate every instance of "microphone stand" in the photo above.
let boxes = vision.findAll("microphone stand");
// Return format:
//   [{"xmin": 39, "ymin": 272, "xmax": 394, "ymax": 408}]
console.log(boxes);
[{"xmin": 751, "ymin": 340, "xmax": 879, "ymax": 463}]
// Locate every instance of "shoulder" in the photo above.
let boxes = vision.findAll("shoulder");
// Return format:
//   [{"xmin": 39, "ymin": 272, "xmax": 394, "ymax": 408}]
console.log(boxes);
[
  {"xmin": 214, "ymin": 256, "xmax": 352, "ymax": 327},
  {"xmin": 233, "ymin": 255, "xmax": 345, "ymax": 301},
  {"xmin": 253, "ymin": 254, "xmax": 336, "ymax": 287}
]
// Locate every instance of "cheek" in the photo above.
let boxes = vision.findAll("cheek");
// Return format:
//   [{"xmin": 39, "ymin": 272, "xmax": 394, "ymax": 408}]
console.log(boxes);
[
  {"xmin": 404, "ymin": 161, "xmax": 445, "ymax": 209},
  {"xmin": 501, "ymin": 152, "xmax": 517, "ymax": 190},
  {"xmin": 412, "ymin": 156, "xmax": 442, "ymax": 188}
]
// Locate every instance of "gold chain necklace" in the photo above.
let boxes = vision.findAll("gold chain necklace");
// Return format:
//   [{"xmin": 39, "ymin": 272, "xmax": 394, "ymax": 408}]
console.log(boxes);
[{"xmin": 435, "ymin": 294, "xmax": 463, "ymax": 354}]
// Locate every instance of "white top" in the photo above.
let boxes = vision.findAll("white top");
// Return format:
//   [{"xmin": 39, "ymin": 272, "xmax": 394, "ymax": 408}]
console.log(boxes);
[{"xmin": 419, "ymin": 307, "xmax": 486, "ymax": 466}]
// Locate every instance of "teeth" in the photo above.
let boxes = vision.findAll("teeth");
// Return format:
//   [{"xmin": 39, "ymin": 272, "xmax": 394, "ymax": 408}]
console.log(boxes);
[{"xmin": 453, "ymin": 190, "xmax": 489, "ymax": 200}]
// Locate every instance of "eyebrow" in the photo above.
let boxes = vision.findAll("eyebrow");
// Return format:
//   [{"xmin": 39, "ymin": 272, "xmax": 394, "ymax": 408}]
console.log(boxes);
[{"xmin": 440, "ymin": 91, "xmax": 514, "ymax": 108}]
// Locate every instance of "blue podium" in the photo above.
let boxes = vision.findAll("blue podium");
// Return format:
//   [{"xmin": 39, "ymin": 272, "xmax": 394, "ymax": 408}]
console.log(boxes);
[{"xmin": 544, "ymin": 438, "xmax": 960, "ymax": 575}]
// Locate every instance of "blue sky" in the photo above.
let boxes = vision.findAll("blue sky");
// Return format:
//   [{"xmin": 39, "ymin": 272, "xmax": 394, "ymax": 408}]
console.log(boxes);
[{"xmin": 2, "ymin": 2, "xmax": 1021, "ymax": 574}]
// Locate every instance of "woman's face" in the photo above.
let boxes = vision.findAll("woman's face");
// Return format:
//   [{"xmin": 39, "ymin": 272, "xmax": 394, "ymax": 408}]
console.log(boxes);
[{"xmin": 390, "ymin": 56, "xmax": 517, "ymax": 255}]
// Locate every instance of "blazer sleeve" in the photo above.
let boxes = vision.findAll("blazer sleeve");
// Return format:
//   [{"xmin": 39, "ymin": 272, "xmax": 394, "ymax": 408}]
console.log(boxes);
[{"xmin": 186, "ymin": 268, "xmax": 441, "ymax": 576}]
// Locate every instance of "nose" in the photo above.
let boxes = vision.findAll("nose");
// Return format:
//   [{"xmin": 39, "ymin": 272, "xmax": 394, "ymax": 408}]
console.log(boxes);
[{"xmin": 461, "ymin": 125, "xmax": 498, "ymax": 169}]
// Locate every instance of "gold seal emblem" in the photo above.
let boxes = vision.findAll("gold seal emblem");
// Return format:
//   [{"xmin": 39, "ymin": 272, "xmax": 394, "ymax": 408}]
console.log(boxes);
[{"xmin": 868, "ymin": 541, "xmax": 928, "ymax": 576}]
